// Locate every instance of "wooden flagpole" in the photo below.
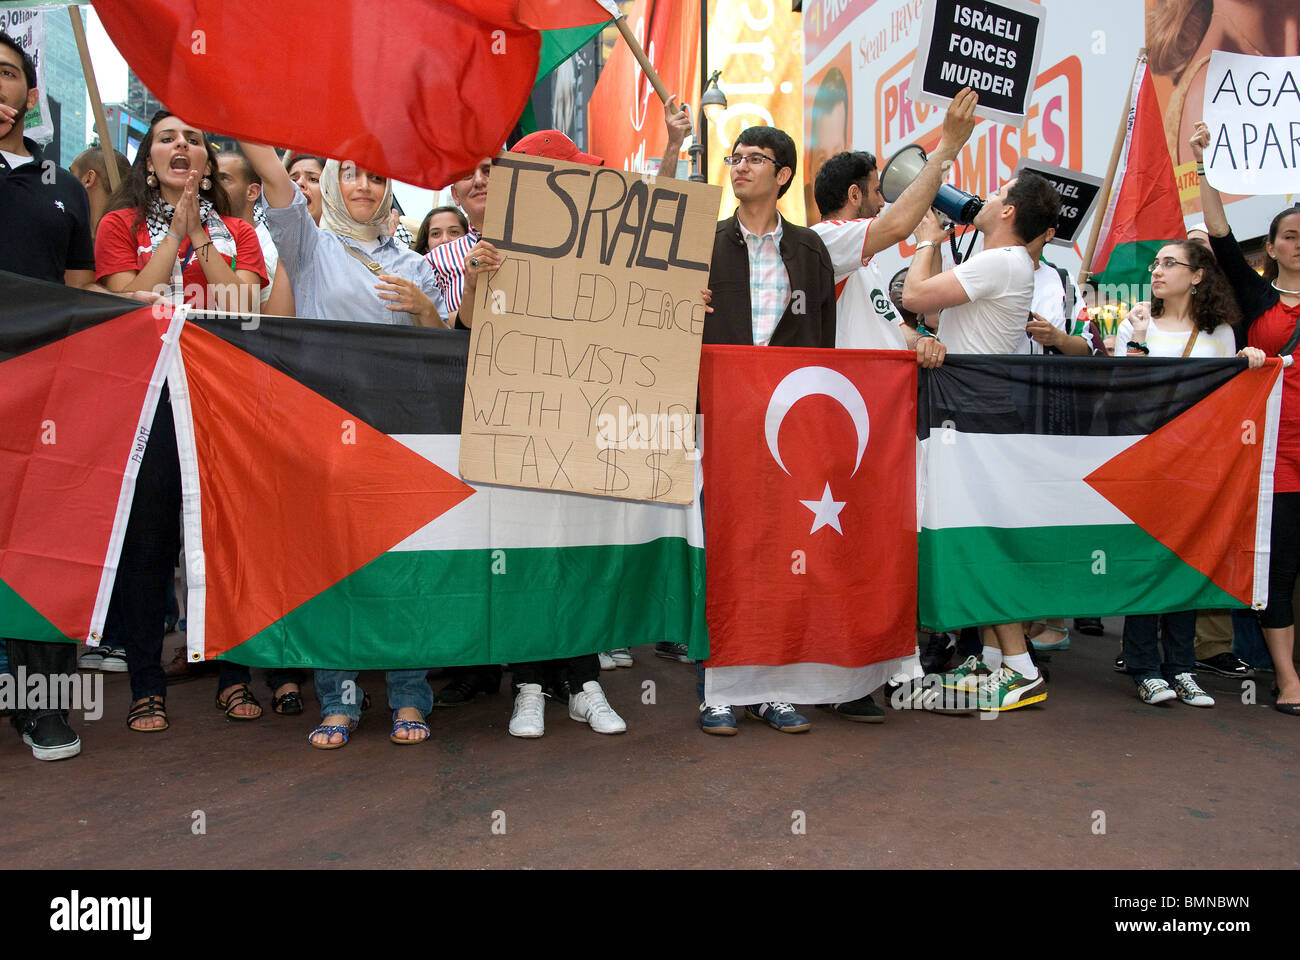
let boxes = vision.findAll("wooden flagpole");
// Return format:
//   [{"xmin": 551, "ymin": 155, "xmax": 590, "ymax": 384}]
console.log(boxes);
[
  {"xmin": 613, "ymin": 15, "xmax": 679, "ymax": 112},
  {"xmin": 67, "ymin": 4, "xmax": 120, "ymax": 191},
  {"xmin": 1078, "ymin": 49, "xmax": 1146, "ymax": 286}
]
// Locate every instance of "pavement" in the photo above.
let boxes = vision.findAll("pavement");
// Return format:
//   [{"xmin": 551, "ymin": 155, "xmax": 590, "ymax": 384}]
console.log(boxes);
[{"xmin": 1, "ymin": 621, "xmax": 1297, "ymax": 869}]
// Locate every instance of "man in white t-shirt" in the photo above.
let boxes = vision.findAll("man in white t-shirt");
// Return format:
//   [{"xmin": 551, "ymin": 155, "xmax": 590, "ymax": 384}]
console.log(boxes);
[
  {"xmin": 1021, "ymin": 227, "xmax": 1099, "ymax": 357},
  {"xmin": 811, "ymin": 87, "xmax": 977, "ymax": 365},
  {"xmin": 902, "ymin": 171, "xmax": 1062, "ymax": 713}
]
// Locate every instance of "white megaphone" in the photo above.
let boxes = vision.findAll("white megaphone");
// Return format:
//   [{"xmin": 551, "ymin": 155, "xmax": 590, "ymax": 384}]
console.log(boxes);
[{"xmin": 879, "ymin": 144, "xmax": 984, "ymax": 225}]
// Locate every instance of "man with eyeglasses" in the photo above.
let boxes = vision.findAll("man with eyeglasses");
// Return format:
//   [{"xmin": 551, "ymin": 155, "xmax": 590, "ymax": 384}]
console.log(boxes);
[{"xmin": 697, "ymin": 125, "xmax": 836, "ymax": 735}]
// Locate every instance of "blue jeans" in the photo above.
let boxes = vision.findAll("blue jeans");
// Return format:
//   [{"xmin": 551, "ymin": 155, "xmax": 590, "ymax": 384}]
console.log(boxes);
[
  {"xmin": 1232, "ymin": 609, "xmax": 1274, "ymax": 670},
  {"xmin": 1123, "ymin": 612, "xmax": 1196, "ymax": 681},
  {"xmin": 314, "ymin": 669, "xmax": 433, "ymax": 722}
]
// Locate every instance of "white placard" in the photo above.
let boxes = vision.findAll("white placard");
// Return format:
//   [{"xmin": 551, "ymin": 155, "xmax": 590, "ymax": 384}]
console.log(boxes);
[
  {"xmin": 1203, "ymin": 51, "xmax": 1300, "ymax": 196},
  {"xmin": 0, "ymin": 7, "xmax": 54, "ymax": 144}
]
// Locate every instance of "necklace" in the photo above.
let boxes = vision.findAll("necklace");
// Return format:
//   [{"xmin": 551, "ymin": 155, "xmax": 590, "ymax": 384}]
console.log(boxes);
[{"xmin": 1273, "ymin": 281, "xmax": 1300, "ymax": 296}]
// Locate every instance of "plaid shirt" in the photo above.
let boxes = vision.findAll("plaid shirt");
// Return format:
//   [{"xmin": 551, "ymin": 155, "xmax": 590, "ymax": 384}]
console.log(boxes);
[
  {"xmin": 738, "ymin": 215, "xmax": 790, "ymax": 346},
  {"xmin": 426, "ymin": 225, "xmax": 482, "ymax": 316}
]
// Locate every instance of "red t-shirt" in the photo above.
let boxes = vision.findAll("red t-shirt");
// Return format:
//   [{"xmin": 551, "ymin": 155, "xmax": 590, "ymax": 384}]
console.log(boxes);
[
  {"xmin": 1248, "ymin": 298, "xmax": 1300, "ymax": 493},
  {"xmin": 95, "ymin": 209, "xmax": 268, "ymax": 309}
]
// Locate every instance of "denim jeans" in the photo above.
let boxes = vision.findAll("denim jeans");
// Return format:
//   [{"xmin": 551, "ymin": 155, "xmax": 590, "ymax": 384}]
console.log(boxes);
[
  {"xmin": 314, "ymin": 669, "xmax": 433, "ymax": 721},
  {"xmin": 1122, "ymin": 611, "xmax": 1196, "ymax": 681},
  {"xmin": 1232, "ymin": 609, "xmax": 1274, "ymax": 670}
]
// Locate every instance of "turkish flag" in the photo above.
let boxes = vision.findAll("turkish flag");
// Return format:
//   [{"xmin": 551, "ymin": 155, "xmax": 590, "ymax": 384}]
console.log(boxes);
[{"xmin": 700, "ymin": 346, "xmax": 917, "ymax": 672}]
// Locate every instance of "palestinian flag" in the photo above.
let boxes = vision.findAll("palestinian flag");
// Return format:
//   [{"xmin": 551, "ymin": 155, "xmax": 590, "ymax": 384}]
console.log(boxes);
[
  {"xmin": 0, "ymin": 272, "xmax": 182, "ymax": 644},
  {"xmin": 698, "ymin": 346, "xmax": 917, "ymax": 706},
  {"xmin": 171, "ymin": 314, "xmax": 703, "ymax": 668},
  {"xmin": 94, "ymin": 0, "xmax": 620, "ymax": 190},
  {"xmin": 1088, "ymin": 56, "xmax": 1186, "ymax": 293},
  {"xmin": 918, "ymin": 355, "xmax": 1282, "ymax": 631}
]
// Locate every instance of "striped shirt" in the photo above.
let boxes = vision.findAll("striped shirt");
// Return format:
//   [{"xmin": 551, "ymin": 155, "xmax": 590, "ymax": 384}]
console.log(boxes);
[
  {"xmin": 426, "ymin": 226, "xmax": 482, "ymax": 316},
  {"xmin": 738, "ymin": 215, "xmax": 790, "ymax": 346}
]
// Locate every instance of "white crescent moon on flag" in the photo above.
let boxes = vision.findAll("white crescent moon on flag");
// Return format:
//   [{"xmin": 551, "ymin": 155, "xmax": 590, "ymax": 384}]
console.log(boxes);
[{"xmin": 764, "ymin": 366, "xmax": 870, "ymax": 476}]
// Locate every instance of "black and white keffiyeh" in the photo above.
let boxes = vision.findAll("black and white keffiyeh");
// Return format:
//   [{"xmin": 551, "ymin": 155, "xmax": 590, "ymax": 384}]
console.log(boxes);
[{"xmin": 144, "ymin": 193, "xmax": 238, "ymax": 303}]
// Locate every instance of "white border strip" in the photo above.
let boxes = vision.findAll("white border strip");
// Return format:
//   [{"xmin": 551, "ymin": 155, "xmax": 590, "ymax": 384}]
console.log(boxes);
[
  {"xmin": 1252, "ymin": 366, "xmax": 1283, "ymax": 608},
  {"xmin": 166, "ymin": 329, "xmax": 208, "ymax": 661},
  {"xmin": 704, "ymin": 660, "xmax": 904, "ymax": 708},
  {"xmin": 87, "ymin": 306, "xmax": 187, "ymax": 644}
]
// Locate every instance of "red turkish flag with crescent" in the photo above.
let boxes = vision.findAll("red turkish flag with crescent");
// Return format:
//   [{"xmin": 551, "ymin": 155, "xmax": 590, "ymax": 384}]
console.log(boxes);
[{"xmin": 699, "ymin": 346, "xmax": 916, "ymax": 703}]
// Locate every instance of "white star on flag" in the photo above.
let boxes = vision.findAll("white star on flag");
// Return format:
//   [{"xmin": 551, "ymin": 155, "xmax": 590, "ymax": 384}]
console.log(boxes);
[{"xmin": 799, "ymin": 483, "xmax": 846, "ymax": 535}]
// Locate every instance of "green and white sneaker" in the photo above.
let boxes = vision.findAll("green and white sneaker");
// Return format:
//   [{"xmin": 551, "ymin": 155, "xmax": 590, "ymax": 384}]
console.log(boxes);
[
  {"xmin": 936, "ymin": 655, "xmax": 991, "ymax": 691},
  {"xmin": 976, "ymin": 666, "xmax": 1047, "ymax": 712}
]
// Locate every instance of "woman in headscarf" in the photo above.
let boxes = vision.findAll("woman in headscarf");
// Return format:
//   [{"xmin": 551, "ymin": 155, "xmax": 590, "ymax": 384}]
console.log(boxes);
[
  {"xmin": 241, "ymin": 141, "xmax": 445, "ymax": 327},
  {"xmin": 239, "ymin": 141, "xmax": 445, "ymax": 748}
]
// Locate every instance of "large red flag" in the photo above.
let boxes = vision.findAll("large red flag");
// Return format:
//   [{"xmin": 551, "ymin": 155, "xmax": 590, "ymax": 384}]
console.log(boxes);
[
  {"xmin": 698, "ymin": 346, "xmax": 917, "ymax": 706},
  {"xmin": 93, "ymin": 0, "xmax": 617, "ymax": 189}
]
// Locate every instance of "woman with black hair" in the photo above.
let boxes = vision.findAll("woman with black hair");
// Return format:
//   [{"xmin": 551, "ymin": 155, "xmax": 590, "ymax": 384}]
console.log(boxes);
[
  {"xmin": 1192, "ymin": 119, "xmax": 1300, "ymax": 716},
  {"xmin": 93, "ymin": 111, "xmax": 269, "ymax": 732}
]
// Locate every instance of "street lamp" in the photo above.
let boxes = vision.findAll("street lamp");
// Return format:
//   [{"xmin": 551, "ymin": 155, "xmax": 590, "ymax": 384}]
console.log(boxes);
[{"xmin": 688, "ymin": 71, "xmax": 727, "ymax": 183}]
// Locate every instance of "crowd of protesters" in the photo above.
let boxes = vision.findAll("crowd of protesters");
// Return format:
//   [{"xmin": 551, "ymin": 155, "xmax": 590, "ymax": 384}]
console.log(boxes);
[{"xmin": 3, "ymin": 28, "xmax": 1299, "ymax": 763}]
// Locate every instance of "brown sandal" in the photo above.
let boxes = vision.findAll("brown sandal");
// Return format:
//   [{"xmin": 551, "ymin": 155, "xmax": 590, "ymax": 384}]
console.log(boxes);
[
  {"xmin": 215, "ymin": 683, "xmax": 263, "ymax": 721},
  {"xmin": 127, "ymin": 695, "xmax": 169, "ymax": 732}
]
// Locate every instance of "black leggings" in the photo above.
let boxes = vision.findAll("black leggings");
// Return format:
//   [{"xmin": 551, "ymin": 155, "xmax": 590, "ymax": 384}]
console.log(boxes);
[{"xmin": 1261, "ymin": 491, "xmax": 1300, "ymax": 629}]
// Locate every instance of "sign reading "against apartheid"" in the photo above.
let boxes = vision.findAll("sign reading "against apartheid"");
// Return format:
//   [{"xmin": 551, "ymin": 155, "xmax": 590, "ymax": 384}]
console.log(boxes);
[
  {"xmin": 460, "ymin": 154, "xmax": 721, "ymax": 504},
  {"xmin": 910, "ymin": 0, "xmax": 1045, "ymax": 125},
  {"xmin": 1202, "ymin": 52, "xmax": 1300, "ymax": 196}
]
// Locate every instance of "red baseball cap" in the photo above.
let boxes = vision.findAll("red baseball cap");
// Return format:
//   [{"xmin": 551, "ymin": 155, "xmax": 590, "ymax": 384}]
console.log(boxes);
[{"xmin": 511, "ymin": 130, "xmax": 604, "ymax": 167}]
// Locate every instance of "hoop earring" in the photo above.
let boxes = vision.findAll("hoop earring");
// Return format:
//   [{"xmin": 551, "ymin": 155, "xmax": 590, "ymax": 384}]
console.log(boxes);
[
  {"xmin": 146, "ymin": 172, "xmax": 158, "ymax": 188},
  {"xmin": 199, "ymin": 176, "xmax": 212, "ymax": 191}
]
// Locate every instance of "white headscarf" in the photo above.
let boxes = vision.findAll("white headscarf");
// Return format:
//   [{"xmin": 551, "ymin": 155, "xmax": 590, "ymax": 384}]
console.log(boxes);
[{"xmin": 319, "ymin": 159, "xmax": 394, "ymax": 242}]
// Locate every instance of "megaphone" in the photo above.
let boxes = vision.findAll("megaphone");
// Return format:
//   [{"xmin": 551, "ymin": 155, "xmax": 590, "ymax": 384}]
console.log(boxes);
[{"xmin": 879, "ymin": 144, "xmax": 984, "ymax": 225}]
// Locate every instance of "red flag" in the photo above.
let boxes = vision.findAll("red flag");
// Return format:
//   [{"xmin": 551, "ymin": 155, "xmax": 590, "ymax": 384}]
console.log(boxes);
[
  {"xmin": 699, "ymin": 346, "xmax": 917, "ymax": 705},
  {"xmin": 93, "ymin": 0, "xmax": 616, "ymax": 190}
]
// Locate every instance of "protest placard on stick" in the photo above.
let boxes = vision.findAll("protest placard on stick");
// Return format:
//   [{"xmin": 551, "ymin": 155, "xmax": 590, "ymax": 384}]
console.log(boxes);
[
  {"xmin": 1011, "ymin": 158, "xmax": 1103, "ymax": 246},
  {"xmin": 909, "ymin": 0, "xmax": 1046, "ymax": 126},
  {"xmin": 1203, "ymin": 52, "xmax": 1300, "ymax": 196},
  {"xmin": 459, "ymin": 153, "xmax": 722, "ymax": 504}
]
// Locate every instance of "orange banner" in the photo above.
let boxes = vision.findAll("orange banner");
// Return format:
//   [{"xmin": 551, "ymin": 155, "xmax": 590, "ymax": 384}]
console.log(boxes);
[
  {"xmin": 588, "ymin": 0, "xmax": 701, "ymax": 174},
  {"xmin": 706, "ymin": 0, "xmax": 806, "ymax": 224}
]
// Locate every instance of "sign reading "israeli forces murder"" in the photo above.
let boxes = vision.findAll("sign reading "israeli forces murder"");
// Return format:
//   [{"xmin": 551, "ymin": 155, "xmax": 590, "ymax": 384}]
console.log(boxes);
[
  {"xmin": 459, "ymin": 153, "xmax": 722, "ymax": 504},
  {"xmin": 909, "ymin": 0, "xmax": 1046, "ymax": 126},
  {"xmin": 1202, "ymin": 52, "xmax": 1300, "ymax": 196},
  {"xmin": 1011, "ymin": 158, "xmax": 1103, "ymax": 246}
]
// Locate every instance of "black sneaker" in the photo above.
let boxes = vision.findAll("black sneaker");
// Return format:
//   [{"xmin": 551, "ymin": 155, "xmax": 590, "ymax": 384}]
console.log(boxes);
[
  {"xmin": 1195, "ymin": 652, "xmax": 1256, "ymax": 679},
  {"xmin": 920, "ymin": 632, "xmax": 957, "ymax": 674},
  {"xmin": 13, "ymin": 711, "xmax": 80, "ymax": 761},
  {"xmin": 653, "ymin": 642, "xmax": 692, "ymax": 663},
  {"xmin": 1074, "ymin": 617, "xmax": 1105, "ymax": 636},
  {"xmin": 434, "ymin": 673, "xmax": 498, "ymax": 707},
  {"xmin": 1114, "ymin": 652, "xmax": 1125, "ymax": 672},
  {"xmin": 821, "ymin": 693, "xmax": 885, "ymax": 723}
]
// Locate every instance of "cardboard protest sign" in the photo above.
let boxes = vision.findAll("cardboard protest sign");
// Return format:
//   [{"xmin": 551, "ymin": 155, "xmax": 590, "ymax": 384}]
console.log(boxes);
[
  {"xmin": 1011, "ymin": 158, "xmax": 1103, "ymax": 246},
  {"xmin": 459, "ymin": 154, "xmax": 722, "ymax": 504},
  {"xmin": 1, "ymin": 7, "xmax": 53, "ymax": 144},
  {"xmin": 909, "ymin": 0, "xmax": 1045, "ymax": 126},
  {"xmin": 1203, "ymin": 52, "xmax": 1300, "ymax": 196}
]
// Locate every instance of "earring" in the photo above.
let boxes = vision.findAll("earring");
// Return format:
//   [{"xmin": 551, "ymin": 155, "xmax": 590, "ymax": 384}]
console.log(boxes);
[
  {"xmin": 146, "ymin": 172, "xmax": 158, "ymax": 188},
  {"xmin": 199, "ymin": 176, "xmax": 212, "ymax": 191},
  {"xmin": 1191, "ymin": 284, "xmax": 1198, "ymax": 295}
]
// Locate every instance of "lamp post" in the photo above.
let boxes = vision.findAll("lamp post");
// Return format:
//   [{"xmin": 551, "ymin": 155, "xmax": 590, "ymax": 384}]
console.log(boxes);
[{"xmin": 688, "ymin": 71, "xmax": 727, "ymax": 183}]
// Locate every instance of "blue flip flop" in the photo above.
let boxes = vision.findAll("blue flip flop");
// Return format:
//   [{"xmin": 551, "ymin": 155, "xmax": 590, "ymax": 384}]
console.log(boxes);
[
  {"xmin": 307, "ymin": 719, "xmax": 356, "ymax": 750},
  {"xmin": 389, "ymin": 711, "xmax": 430, "ymax": 745}
]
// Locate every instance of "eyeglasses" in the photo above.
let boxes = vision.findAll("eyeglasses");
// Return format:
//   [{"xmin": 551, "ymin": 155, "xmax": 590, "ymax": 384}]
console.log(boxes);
[
  {"xmin": 724, "ymin": 154, "xmax": 780, "ymax": 169},
  {"xmin": 1148, "ymin": 258, "xmax": 1192, "ymax": 273}
]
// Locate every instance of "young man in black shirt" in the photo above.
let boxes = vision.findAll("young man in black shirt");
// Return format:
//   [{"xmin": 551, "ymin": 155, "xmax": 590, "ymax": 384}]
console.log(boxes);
[{"xmin": 0, "ymin": 32, "xmax": 98, "ymax": 759}]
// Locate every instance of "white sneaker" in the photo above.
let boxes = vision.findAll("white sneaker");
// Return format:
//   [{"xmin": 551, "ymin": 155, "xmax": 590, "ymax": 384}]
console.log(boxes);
[
  {"xmin": 598, "ymin": 651, "xmax": 616, "ymax": 671},
  {"xmin": 568, "ymin": 680, "xmax": 627, "ymax": 734},
  {"xmin": 1136, "ymin": 677, "xmax": 1177, "ymax": 705},
  {"xmin": 1172, "ymin": 672, "xmax": 1215, "ymax": 707},
  {"xmin": 610, "ymin": 647, "xmax": 634, "ymax": 668},
  {"xmin": 508, "ymin": 683, "xmax": 546, "ymax": 738}
]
